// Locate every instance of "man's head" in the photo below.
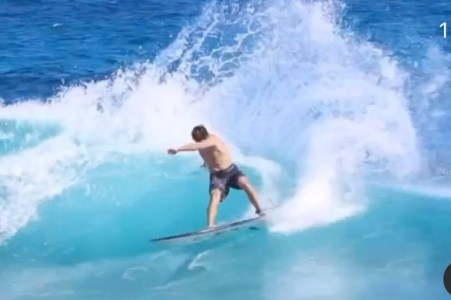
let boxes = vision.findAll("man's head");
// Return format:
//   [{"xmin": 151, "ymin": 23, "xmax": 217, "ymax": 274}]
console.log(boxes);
[{"xmin": 191, "ymin": 125, "xmax": 209, "ymax": 142}]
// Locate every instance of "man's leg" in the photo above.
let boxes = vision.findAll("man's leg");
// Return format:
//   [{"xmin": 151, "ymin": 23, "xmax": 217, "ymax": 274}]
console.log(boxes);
[
  {"xmin": 236, "ymin": 176, "xmax": 264, "ymax": 215},
  {"xmin": 207, "ymin": 188, "xmax": 222, "ymax": 227}
]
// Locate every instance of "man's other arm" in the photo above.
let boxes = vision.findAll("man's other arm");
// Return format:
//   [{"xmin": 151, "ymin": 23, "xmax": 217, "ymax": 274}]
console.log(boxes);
[{"xmin": 168, "ymin": 139, "xmax": 216, "ymax": 154}]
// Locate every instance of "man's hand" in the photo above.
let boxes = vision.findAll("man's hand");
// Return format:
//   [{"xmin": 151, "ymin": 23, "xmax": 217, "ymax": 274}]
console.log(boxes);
[
  {"xmin": 167, "ymin": 148, "xmax": 178, "ymax": 155},
  {"xmin": 256, "ymin": 208, "xmax": 265, "ymax": 216}
]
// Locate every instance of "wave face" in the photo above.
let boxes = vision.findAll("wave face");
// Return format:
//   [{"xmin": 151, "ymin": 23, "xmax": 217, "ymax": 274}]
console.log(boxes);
[{"xmin": 1, "ymin": 0, "xmax": 451, "ymax": 299}]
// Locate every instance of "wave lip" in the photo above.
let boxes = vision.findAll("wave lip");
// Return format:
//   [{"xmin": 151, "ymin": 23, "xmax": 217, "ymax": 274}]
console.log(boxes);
[{"xmin": 0, "ymin": 0, "xmax": 423, "ymax": 244}]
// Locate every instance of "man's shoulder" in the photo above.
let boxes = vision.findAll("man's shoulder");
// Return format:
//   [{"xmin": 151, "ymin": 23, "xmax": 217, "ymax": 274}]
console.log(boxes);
[
  {"xmin": 208, "ymin": 133, "xmax": 220, "ymax": 141},
  {"xmin": 208, "ymin": 134, "xmax": 224, "ymax": 145}
]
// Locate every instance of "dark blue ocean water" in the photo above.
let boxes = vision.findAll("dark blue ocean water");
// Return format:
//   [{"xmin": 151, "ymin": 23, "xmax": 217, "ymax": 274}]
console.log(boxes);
[
  {"xmin": 0, "ymin": 0, "xmax": 206, "ymax": 102},
  {"xmin": 1, "ymin": 0, "xmax": 451, "ymax": 299}
]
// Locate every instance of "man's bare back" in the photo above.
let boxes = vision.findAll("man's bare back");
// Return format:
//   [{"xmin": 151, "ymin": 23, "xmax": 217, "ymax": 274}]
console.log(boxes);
[
  {"xmin": 167, "ymin": 125, "xmax": 264, "ymax": 227},
  {"xmin": 198, "ymin": 134, "xmax": 233, "ymax": 173}
]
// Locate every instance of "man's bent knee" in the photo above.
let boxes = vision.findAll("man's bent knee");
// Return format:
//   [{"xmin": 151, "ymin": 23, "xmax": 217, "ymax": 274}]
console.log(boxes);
[{"xmin": 237, "ymin": 176, "xmax": 252, "ymax": 190}]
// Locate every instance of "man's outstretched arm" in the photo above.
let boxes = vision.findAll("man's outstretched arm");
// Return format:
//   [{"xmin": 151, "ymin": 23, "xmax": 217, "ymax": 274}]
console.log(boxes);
[{"xmin": 168, "ymin": 140, "xmax": 215, "ymax": 154}]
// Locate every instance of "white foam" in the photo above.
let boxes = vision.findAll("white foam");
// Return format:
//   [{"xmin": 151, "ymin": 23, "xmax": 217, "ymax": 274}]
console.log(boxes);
[{"xmin": 0, "ymin": 136, "xmax": 86, "ymax": 242}]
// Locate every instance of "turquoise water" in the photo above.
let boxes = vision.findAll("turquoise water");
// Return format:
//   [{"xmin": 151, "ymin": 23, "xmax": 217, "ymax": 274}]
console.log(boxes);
[{"xmin": 1, "ymin": 0, "xmax": 451, "ymax": 299}]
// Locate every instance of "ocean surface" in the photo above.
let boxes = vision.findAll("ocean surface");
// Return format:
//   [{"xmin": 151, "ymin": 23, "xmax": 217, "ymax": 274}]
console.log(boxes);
[{"xmin": 1, "ymin": 0, "xmax": 451, "ymax": 299}]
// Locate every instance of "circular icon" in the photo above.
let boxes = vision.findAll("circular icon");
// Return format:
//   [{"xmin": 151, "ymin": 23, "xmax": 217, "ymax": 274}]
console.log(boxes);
[{"xmin": 444, "ymin": 264, "xmax": 451, "ymax": 294}]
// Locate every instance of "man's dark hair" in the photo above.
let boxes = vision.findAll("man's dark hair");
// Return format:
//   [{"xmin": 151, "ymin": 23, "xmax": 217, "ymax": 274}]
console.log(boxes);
[{"xmin": 191, "ymin": 125, "xmax": 209, "ymax": 142}]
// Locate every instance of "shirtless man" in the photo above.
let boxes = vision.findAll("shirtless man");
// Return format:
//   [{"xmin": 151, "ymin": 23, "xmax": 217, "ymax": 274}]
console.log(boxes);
[{"xmin": 167, "ymin": 125, "xmax": 264, "ymax": 228}]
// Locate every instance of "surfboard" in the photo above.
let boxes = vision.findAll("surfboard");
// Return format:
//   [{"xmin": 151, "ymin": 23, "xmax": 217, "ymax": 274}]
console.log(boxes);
[{"xmin": 150, "ymin": 214, "xmax": 266, "ymax": 245}]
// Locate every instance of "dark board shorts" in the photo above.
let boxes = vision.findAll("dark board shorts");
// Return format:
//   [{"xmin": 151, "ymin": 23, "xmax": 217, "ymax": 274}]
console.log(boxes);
[{"xmin": 209, "ymin": 164, "xmax": 245, "ymax": 200}]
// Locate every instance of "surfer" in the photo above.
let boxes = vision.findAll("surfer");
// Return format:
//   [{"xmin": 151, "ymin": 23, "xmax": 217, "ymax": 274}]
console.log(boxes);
[{"xmin": 167, "ymin": 125, "xmax": 265, "ymax": 228}]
